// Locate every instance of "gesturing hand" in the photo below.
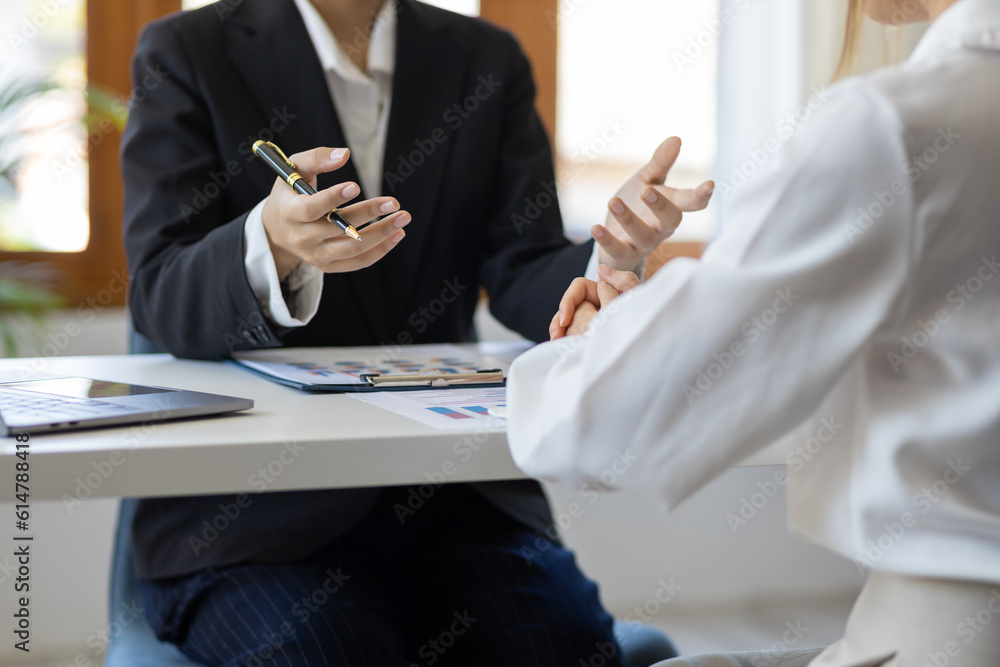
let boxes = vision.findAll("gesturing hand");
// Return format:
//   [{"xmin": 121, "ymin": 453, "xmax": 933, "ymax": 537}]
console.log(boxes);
[
  {"xmin": 593, "ymin": 137, "xmax": 714, "ymax": 271},
  {"xmin": 549, "ymin": 265, "xmax": 642, "ymax": 340},
  {"xmin": 261, "ymin": 147, "xmax": 412, "ymax": 280}
]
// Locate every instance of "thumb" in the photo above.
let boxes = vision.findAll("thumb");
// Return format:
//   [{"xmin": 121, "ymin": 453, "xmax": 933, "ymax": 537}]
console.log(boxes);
[
  {"xmin": 598, "ymin": 264, "xmax": 642, "ymax": 294},
  {"xmin": 597, "ymin": 278, "xmax": 621, "ymax": 308},
  {"xmin": 285, "ymin": 146, "xmax": 350, "ymax": 179},
  {"xmin": 637, "ymin": 136, "xmax": 681, "ymax": 185}
]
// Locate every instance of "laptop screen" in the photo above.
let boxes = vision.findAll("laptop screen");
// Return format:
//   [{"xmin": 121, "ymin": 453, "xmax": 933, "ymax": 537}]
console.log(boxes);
[{"xmin": 3, "ymin": 377, "xmax": 175, "ymax": 400}]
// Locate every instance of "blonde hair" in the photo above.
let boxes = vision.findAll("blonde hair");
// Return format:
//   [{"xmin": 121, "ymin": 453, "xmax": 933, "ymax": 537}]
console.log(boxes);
[{"xmin": 834, "ymin": 0, "xmax": 866, "ymax": 80}]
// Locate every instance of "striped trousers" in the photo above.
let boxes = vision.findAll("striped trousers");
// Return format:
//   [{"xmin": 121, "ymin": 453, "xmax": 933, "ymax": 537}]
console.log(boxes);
[{"xmin": 141, "ymin": 484, "xmax": 624, "ymax": 667}]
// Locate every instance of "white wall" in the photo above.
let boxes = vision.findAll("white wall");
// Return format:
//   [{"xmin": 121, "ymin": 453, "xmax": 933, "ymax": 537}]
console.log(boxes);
[{"xmin": 1, "ymin": 309, "xmax": 127, "ymax": 664}]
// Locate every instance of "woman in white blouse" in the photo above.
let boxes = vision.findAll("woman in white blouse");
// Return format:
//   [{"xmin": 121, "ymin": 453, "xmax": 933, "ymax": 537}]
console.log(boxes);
[{"xmin": 507, "ymin": 0, "xmax": 1000, "ymax": 665}]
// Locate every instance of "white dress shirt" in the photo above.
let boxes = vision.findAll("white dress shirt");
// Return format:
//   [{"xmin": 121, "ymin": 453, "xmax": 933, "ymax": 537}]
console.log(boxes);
[
  {"xmin": 508, "ymin": 0, "xmax": 1000, "ymax": 585},
  {"xmin": 242, "ymin": 0, "xmax": 600, "ymax": 328}
]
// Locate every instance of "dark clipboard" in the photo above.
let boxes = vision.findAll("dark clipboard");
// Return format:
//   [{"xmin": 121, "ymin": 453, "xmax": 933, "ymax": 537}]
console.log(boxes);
[{"xmin": 228, "ymin": 358, "xmax": 505, "ymax": 393}]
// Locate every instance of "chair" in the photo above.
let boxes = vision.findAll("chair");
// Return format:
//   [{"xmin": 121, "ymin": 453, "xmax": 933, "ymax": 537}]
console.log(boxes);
[
  {"xmin": 105, "ymin": 498, "xmax": 199, "ymax": 667},
  {"xmin": 107, "ymin": 499, "xmax": 677, "ymax": 666}
]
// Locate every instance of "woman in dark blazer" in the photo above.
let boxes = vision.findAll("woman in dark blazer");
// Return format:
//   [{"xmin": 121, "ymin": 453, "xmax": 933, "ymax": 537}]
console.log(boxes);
[{"xmin": 121, "ymin": 1, "xmax": 710, "ymax": 664}]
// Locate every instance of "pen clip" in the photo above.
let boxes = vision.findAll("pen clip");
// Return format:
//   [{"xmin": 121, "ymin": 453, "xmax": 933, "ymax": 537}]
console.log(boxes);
[
  {"xmin": 253, "ymin": 139, "xmax": 297, "ymax": 170},
  {"xmin": 266, "ymin": 141, "xmax": 296, "ymax": 170}
]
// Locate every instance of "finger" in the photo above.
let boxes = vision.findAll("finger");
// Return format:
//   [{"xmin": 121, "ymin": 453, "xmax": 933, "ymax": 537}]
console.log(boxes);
[
  {"xmin": 320, "ymin": 229, "xmax": 406, "ymax": 273},
  {"xmin": 285, "ymin": 147, "xmax": 351, "ymax": 180},
  {"xmin": 550, "ymin": 312, "xmax": 566, "ymax": 340},
  {"xmin": 637, "ymin": 137, "xmax": 681, "ymax": 185},
  {"xmin": 307, "ymin": 210, "xmax": 408, "ymax": 259},
  {"xmin": 558, "ymin": 278, "xmax": 600, "ymax": 327},
  {"xmin": 336, "ymin": 196, "xmax": 402, "ymax": 227},
  {"xmin": 608, "ymin": 197, "xmax": 661, "ymax": 251},
  {"xmin": 566, "ymin": 301, "xmax": 599, "ymax": 337},
  {"xmin": 660, "ymin": 180, "xmax": 715, "ymax": 213},
  {"xmin": 558, "ymin": 278, "xmax": 599, "ymax": 327},
  {"xmin": 636, "ymin": 188, "xmax": 684, "ymax": 237},
  {"xmin": 284, "ymin": 181, "xmax": 363, "ymax": 223},
  {"xmin": 282, "ymin": 208, "xmax": 404, "ymax": 254},
  {"xmin": 597, "ymin": 264, "xmax": 641, "ymax": 293},
  {"xmin": 596, "ymin": 279, "xmax": 621, "ymax": 308},
  {"xmin": 591, "ymin": 224, "xmax": 637, "ymax": 264}
]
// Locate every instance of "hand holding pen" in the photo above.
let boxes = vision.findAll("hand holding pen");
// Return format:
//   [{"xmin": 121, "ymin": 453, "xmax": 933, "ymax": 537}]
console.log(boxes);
[{"xmin": 256, "ymin": 143, "xmax": 410, "ymax": 281}]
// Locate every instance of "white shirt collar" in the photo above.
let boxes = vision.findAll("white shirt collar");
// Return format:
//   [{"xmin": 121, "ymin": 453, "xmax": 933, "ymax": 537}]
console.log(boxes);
[
  {"xmin": 910, "ymin": 0, "xmax": 1000, "ymax": 62},
  {"xmin": 290, "ymin": 0, "xmax": 397, "ymax": 83}
]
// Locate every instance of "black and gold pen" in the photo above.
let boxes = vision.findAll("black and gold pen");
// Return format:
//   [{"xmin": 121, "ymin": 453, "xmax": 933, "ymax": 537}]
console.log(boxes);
[{"xmin": 252, "ymin": 140, "xmax": 362, "ymax": 242}]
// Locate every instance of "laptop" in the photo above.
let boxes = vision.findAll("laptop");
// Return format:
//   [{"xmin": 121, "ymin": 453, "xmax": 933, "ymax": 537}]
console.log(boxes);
[{"xmin": 0, "ymin": 376, "xmax": 253, "ymax": 436}]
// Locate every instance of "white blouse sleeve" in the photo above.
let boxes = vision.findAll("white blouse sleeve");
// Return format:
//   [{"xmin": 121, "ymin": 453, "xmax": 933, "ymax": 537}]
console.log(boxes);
[
  {"xmin": 507, "ymin": 82, "xmax": 917, "ymax": 510},
  {"xmin": 243, "ymin": 198, "xmax": 324, "ymax": 327}
]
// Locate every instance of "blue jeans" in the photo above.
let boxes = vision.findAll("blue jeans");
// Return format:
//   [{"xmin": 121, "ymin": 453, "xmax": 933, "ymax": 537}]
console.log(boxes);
[{"xmin": 141, "ymin": 484, "xmax": 624, "ymax": 667}]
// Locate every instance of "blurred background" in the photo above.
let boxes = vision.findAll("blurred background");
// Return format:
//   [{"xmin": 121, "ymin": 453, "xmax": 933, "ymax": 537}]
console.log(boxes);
[{"xmin": 0, "ymin": 0, "xmax": 927, "ymax": 663}]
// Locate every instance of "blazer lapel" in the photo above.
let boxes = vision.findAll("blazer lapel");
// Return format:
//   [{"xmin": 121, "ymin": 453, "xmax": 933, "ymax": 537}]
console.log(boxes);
[
  {"xmin": 227, "ymin": 0, "xmax": 397, "ymax": 341},
  {"xmin": 226, "ymin": 0, "xmax": 353, "ymax": 167},
  {"xmin": 377, "ymin": 0, "xmax": 467, "ymax": 332}
]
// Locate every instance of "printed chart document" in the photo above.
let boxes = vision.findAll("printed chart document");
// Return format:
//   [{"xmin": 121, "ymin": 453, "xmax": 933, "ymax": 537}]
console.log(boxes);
[
  {"xmin": 231, "ymin": 344, "xmax": 520, "ymax": 392},
  {"xmin": 348, "ymin": 387, "xmax": 509, "ymax": 431}
]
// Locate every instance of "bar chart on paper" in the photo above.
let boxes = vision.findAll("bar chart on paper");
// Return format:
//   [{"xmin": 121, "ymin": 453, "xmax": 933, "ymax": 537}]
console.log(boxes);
[{"xmin": 348, "ymin": 388, "xmax": 508, "ymax": 430}]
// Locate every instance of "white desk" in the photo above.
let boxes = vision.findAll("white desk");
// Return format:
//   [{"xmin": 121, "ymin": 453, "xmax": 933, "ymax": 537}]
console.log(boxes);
[{"xmin": 1, "ymin": 343, "xmax": 786, "ymax": 501}]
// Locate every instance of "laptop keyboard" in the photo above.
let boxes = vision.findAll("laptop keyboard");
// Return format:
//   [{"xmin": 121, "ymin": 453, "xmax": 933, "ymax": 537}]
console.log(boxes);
[{"xmin": 0, "ymin": 387, "xmax": 140, "ymax": 425}]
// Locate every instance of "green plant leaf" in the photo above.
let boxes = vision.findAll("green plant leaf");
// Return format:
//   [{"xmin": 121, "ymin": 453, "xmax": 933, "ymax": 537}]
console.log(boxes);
[{"xmin": 86, "ymin": 84, "xmax": 128, "ymax": 132}]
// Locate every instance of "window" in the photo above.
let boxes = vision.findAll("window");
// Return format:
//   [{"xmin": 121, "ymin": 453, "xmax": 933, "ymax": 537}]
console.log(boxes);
[
  {"xmin": 555, "ymin": 1, "xmax": 719, "ymax": 244},
  {"xmin": 1, "ymin": 0, "xmax": 179, "ymax": 307},
  {"xmin": 715, "ymin": 0, "xmax": 926, "ymax": 231},
  {"xmin": 1, "ymin": 0, "xmax": 88, "ymax": 252},
  {"xmin": 183, "ymin": 0, "xmax": 479, "ymax": 14}
]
